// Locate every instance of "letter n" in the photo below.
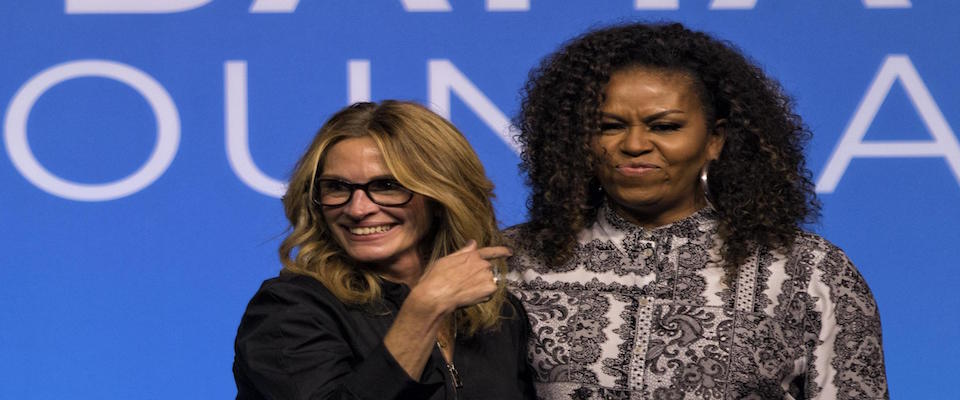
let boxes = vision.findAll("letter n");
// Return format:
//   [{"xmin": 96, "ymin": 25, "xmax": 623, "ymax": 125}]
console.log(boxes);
[
  {"xmin": 816, "ymin": 55, "xmax": 960, "ymax": 193},
  {"xmin": 427, "ymin": 60, "xmax": 518, "ymax": 154}
]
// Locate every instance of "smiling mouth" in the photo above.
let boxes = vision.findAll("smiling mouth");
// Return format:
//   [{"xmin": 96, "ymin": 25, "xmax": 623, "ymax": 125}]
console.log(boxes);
[{"xmin": 347, "ymin": 224, "xmax": 395, "ymax": 236}]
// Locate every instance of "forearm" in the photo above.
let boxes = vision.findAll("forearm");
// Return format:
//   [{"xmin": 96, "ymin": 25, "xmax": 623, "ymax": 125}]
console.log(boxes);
[
  {"xmin": 235, "ymin": 279, "xmax": 448, "ymax": 400},
  {"xmin": 380, "ymin": 241, "xmax": 507, "ymax": 380},
  {"xmin": 382, "ymin": 289, "xmax": 449, "ymax": 380}
]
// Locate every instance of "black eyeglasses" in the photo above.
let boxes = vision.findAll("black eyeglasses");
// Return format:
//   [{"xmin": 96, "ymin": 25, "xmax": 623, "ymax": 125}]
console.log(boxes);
[{"xmin": 314, "ymin": 178, "xmax": 414, "ymax": 207}]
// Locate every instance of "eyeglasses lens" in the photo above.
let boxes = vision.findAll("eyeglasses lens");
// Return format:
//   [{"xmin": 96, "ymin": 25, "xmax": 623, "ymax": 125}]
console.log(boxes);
[
  {"xmin": 366, "ymin": 180, "xmax": 411, "ymax": 205},
  {"xmin": 317, "ymin": 179, "xmax": 412, "ymax": 206}
]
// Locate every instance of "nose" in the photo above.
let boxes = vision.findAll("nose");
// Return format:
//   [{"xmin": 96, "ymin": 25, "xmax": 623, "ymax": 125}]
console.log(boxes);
[
  {"xmin": 619, "ymin": 125, "xmax": 653, "ymax": 156},
  {"xmin": 343, "ymin": 189, "xmax": 379, "ymax": 219}
]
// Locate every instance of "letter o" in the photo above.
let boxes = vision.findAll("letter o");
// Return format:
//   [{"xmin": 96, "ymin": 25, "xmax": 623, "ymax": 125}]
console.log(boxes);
[{"xmin": 4, "ymin": 60, "xmax": 180, "ymax": 201}]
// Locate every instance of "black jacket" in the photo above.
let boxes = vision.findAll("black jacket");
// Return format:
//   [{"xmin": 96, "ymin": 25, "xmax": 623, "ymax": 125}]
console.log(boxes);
[{"xmin": 233, "ymin": 272, "xmax": 536, "ymax": 399}]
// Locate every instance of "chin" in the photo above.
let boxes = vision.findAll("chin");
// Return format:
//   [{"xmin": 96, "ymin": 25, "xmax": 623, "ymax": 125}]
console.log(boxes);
[
  {"xmin": 343, "ymin": 247, "xmax": 394, "ymax": 264},
  {"xmin": 609, "ymin": 190, "xmax": 661, "ymax": 210}
]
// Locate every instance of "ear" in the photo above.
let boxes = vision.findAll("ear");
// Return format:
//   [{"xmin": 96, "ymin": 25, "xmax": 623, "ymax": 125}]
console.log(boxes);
[{"xmin": 706, "ymin": 118, "xmax": 726, "ymax": 161}]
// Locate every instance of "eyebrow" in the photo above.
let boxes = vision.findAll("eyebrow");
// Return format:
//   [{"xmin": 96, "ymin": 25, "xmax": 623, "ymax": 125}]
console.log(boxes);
[
  {"xmin": 600, "ymin": 110, "xmax": 685, "ymax": 123},
  {"xmin": 317, "ymin": 174, "xmax": 396, "ymax": 182}
]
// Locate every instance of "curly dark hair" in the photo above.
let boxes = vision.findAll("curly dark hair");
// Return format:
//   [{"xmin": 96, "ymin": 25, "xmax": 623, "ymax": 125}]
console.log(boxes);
[{"xmin": 516, "ymin": 21, "xmax": 820, "ymax": 271}]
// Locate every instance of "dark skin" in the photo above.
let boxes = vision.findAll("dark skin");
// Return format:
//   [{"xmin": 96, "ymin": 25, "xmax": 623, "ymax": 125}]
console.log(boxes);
[{"xmin": 592, "ymin": 67, "xmax": 725, "ymax": 228}]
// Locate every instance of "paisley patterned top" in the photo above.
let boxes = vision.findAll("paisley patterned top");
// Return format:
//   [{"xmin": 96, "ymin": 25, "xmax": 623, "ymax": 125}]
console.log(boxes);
[{"xmin": 504, "ymin": 205, "xmax": 888, "ymax": 400}]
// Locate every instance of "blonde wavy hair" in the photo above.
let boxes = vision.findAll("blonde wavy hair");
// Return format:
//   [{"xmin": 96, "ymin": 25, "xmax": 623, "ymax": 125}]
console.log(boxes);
[{"xmin": 279, "ymin": 100, "xmax": 506, "ymax": 336}]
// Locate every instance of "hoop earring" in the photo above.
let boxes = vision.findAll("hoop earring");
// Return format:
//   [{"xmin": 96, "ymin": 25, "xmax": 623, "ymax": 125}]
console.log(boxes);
[{"xmin": 700, "ymin": 162, "xmax": 713, "ymax": 207}]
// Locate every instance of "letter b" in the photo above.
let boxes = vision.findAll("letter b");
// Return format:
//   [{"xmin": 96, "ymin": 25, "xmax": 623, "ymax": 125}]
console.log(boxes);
[{"xmin": 65, "ymin": 0, "xmax": 213, "ymax": 14}]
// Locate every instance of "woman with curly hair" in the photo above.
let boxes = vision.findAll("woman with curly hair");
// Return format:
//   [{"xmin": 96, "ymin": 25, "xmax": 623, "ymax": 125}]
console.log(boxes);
[
  {"xmin": 507, "ymin": 22, "xmax": 888, "ymax": 399},
  {"xmin": 234, "ymin": 101, "xmax": 535, "ymax": 399}
]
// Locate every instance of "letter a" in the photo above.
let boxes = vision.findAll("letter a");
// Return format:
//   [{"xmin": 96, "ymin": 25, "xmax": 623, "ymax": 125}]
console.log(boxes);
[
  {"xmin": 862, "ymin": 0, "xmax": 911, "ymax": 8},
  {"xmin": 634, "ymin": 0, "xmax": 678, "ymax": 10},
  {"xmin": 249, "ymin": 0, "xmax": 300, "ymax": 13},
  {"xmin": 816, "ymin": 55, "xmax": 960, "ymax": 193},
  {"xmin": 709, "ymin": 0, "xmax": 757, "ymax": 9},
  {"xmin": 401, "ymin": 0, "xmax": 527, "ymax": 11}
]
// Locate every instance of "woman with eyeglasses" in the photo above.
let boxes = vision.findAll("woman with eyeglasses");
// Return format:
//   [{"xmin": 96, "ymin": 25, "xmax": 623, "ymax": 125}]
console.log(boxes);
[{"xmin": 233, "ymin": 101, "xmax": 536, "ymax": 399}]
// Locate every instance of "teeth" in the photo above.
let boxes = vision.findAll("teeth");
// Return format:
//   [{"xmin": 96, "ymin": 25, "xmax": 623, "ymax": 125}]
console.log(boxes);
[{"xmin": 349, "ymin": 225, "xmax": 393, "ymax": 235}]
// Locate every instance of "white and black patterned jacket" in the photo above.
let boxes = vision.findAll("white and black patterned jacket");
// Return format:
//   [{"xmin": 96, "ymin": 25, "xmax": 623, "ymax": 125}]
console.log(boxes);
[{"xmin": 505, "ymin": 205, "xmax": 888, "ymax": 400}]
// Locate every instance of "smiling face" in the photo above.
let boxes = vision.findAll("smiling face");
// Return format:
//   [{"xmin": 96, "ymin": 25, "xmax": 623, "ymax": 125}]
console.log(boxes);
[
  {"xmin": 319, "ymin": 137, "xmax": 434, "ymax": 272},
  {"xmin": 591, "ymin": 67, "xmax": 724, "ymax": 228}
]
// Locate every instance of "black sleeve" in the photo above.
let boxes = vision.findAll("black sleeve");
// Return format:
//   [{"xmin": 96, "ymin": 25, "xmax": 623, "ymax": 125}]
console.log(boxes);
[
  {"xmin": 233, "ymin": 279, "xmax": 442, "ymax": 400},
  {"xmin": 507, "ymin": 293, "xmax": 538, "ymax": 399}
]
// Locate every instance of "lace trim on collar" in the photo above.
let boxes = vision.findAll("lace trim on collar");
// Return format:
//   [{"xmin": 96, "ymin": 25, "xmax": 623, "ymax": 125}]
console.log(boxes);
[{"xmin": 598, "ymin": 202, "xmax": 718, "ymax": 238}]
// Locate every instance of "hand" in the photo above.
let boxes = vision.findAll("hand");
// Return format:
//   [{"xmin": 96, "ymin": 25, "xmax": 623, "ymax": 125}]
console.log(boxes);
[
  {"xmin": 383, "ymin": 240, "xmax": 510, "ymax": 380},
  {"xmin": 410, "ymin": 240, "xmax": 512, "ymax": 315}
]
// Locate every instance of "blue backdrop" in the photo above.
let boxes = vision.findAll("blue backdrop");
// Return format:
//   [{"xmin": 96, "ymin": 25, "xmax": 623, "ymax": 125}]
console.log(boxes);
[{"xmin": 2, "ymin": 1, "xmax": 957, "ymax": 398}]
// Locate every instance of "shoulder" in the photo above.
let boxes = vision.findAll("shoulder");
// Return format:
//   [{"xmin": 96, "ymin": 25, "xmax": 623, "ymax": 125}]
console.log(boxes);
[
  {"xmin": 245, "ymin": 272, "xmax": 341, "ymax": 312},
  {"xmin": 236, "ymin": 273, "xmax": 349, "ymax": 339},
  {"xmin": 502, "ymin": 222, "xmax": 556, "ymax": 261},
  {"xmin": 788, "ymin": 231, "xmax": 879, "ymax": 309},
  {"xmin": 790, "ymin": 231, "xmax": 859, "ymax": 275},
  {"xmin": 502, "ymin": 223, "xmax": 545, "ymax": 269},
  {"xmin": 502, "ymin": 222, "xmax": 533, "ymax": 248},
  {"xmin": 792, "ymin": 230, "xmax": 843, "ymax": 255},
  {"xmin": 262, "ymin": 271, "xmax": 332, "ymax": 293}
]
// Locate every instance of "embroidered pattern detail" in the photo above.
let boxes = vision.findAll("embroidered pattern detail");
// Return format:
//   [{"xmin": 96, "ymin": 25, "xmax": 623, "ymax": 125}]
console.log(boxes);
[
  {"xmin": 506, "ymin": 205, "xmax": 888, "ymax": 399},
  {"xmin": 819, "ymin": 245, "xmax": 888, "ymax": 400},
  {"xmin": 733, "ymin": 249, "xmax": 759, "ymax": 313}
]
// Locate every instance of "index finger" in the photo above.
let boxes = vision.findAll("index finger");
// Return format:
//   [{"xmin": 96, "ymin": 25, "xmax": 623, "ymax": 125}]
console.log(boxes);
[
  {"xmin": 450, "ymin": 240, "xmax": 478, "ymax": 256},
  {"xmin": 475, "ymin": 246, "xmax": 513, "ymax": 260}
]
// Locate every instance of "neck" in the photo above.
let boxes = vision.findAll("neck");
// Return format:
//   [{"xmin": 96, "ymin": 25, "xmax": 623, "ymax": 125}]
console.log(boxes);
[
  {"xmin": 611, "ymin": 195, "xmax": 707, "ymax": 229},
  {"xmin": 371, "ymin": 252, "xmax": 425, "ymax": 288}
]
